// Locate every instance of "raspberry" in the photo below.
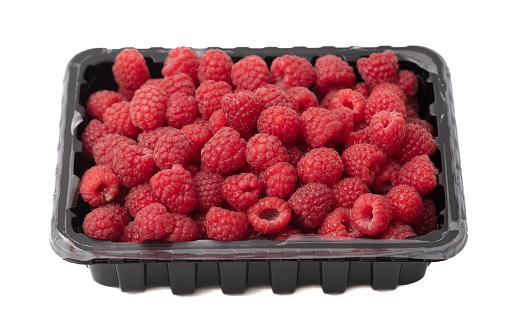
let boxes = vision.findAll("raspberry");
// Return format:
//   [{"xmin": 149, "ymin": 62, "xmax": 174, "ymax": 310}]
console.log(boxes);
[
  {"xmin": 93, "ymin": 133, "xmax": 137, "ymax": 166},
  {"xmin": 181, "ymin": 123, "xmax": 211, "ymax": 163},
  {"xmin": 162, "ymin": 47, "xmax": 200, "ymax": 84},
  {"xmin": 353, "ymin": 82, "xmax": 370, "ymax": 99},
  {"xmin": 297, "ymin": 147, "xmax": 343, "ymax": 187},
  {"xmin": 192, "ymin": 171, "xmax": 224, "ymax": 212},
  {"xmin": 270, "ymin": 225, "xmax": 303, "ymax": 241},
  {"xmin": 368, "ymin": 111, "xmax": 406, "ymax": 155},
  {"xmin": 374, "ymin": 222, "xmax": 417, "ymax": 240},
  {"xmin": 299, "ymin": 107, "xmax": 342, "ymax": 148},
  {"xmin": 134, "ymin": 203, "xmax": 175, "ymax": 241},
  {"xmin": 320, "ymin": 89, "xmax": 339, "ymax": 109},
  {"xmin": 330, "ymin": 88, "xmax": 366, "ymax": 124},
  {"xmin": 195, "ymin": 80, "xmax": 233, "ymax": 119},
  {"xmin": 331, "ymin": 177, "xmax": 369, "ymax": 209},
  {"xmin": 205, "ymin": 206, "xmax": 248, "ymax": 241},
  {"xmin": 406, "ymin": 117, "xmax": 434, "ymax": 136},
  {"xmin": 270, "ymin": 54, "xmax": 316, "ymax": 90},
  {"xmin": 356, "ymin": 49, "xmax": 398, "ymax": 88},
  {"xmin": 124, "ymin": 181, "xmax": 161, "ymax": 217},
  {"xmin": 398, "ymin": 155, "xmax": 439, "ymax": 194},
  {"xmin": 164, "ymin": 213, "xmax": 199, "ymax": 242},
  {"xmin": 198, "ymin": 49, "xmax": 233, "ymax": 85},
  {"xmin": 201, "ymin": 127, "xmax": 247, "ymax": 174},
  {"xmin": 328, "ymin": 106, "xmax": 354, "ymax": 144},
  {"xmin": 112, "ymin": 48, "xmax": 150, "ymax": 92},
  {"xmin": 136, "ymin": 125, "xmax": 171, "ymax": 149},
  {"xmin": 245, "ymin": 133, "xmax": 289, "ymax": 171},
  {"xmin": 157, "ymin": 73, "xmax": 196, "ymax": 97},
  {"xmin": 396, "ymin": 69, "xmax": 419, "ymax": 97},
  {"xmin": 254, "ymin": 84, "xmax": 294, "ymax": 109},
  {"xmin": 231, "ymin": 55, "xmax": 270, "ymax": 91},
  {"xmin": 102, "ymin": 101, "xmax": 141, "ymax": 139},
  {"xmin": 412, "ymin": 198, "xmax": 438, "ymax": 236},
  {"xmin": 183, "ymin": 164, "xmax": 199, "ymax": 178},
  {"xmin": 371, "ymin": 82, "xmax": 407, "ymax": 104},
  {"xmin": 364, "ymin": 90, "xmax": 407, "ymax": 124},
  {"xmin": 222, "ymin": 173, "xmax": 262, "ymax": 211},
  {"xmin": 129, "ymin": 85, "xmax": 168, "ymax": 131},
  {"xmin": 314, "ymin": 54, "xmax": 356, "ymax": 94},
  {"xmin": 341, "ymin": 143, "xmax": 387, "ymax": 186},
  {"xmin": 153, "ymin": 127, "xmax": 193, "ymax": 169},
  {"xmin": 393, "ymin": 123, "xmax": 436, "ymax": 164},
  {"xmin": 257, "ymin": 106, "xmax": 300, "ymax": 145},
  {"xmin": 150, "ymin": 165, "xmax": 197, "ymax": 214},
  {"xmin": 371, "ymin": 158, "xmax": 401, "ymax": 194},
  {"xmin": 165, "ymin": 92, "xmax": 198, "ymax": 128},
  {"xmin": 86, "ymin": 90, "xmax": 126, "ymax": 119},
  {"xmin": 119, "ymin": 221, "xmax": 141, "ymax": 242},
  {"xmin": 191, "ymin": 212, "xmax": 208, "ymax": 239},
  {"xmin": 247, "ymin": 197, "xmax": 291, "ymax": 234},
  {"xmin": 285, "ymin": 87, "xmax": 318, "ymax": 112},
  {"xmin": 386, "ymin": 184, "xmax": 422, "ymax": 225},
  {"xmin": 82, "ymin": 204, "xmax": 130, "ymax": 241},
  {"xmin": 207, "ymin": 109, "xmax": 227, "ymax": 134},
  {"xmin": 344, "ymin": 124, "xmax": 371, "ymax": 147},
  {"xmin": 350, "ymin": 193, "xmax": 392, "ymax": 236},
  {"xmin": 221, "ymin": 90, "xmax": 264, "ymax": 133},
  {"xmin": 285, "ymin": 145, "xmax": 305, "ymax": 168},
  {"xmin": 318, "ymin": 207, "xmax": 363, "ymax": 239},
  {"xmin": 288, "ymin": 183, "xmax": 334, "ymax": 230},
  {"xmin": 261, "ymin": 162, "xmax": 297, "ymax": 199},
  {"xmin": 79, "ymin": 166, "xmax": 119, "ymax": 207},
  {"xmin": 81, "ymin": 119, "xmax": 115, "ymax": 161}
]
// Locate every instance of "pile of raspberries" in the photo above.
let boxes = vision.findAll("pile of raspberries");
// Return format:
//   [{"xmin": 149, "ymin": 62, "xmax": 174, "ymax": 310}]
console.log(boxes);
[{"xmin": 79, "ymin": 47, "xmax": 439, "ymax": 243}]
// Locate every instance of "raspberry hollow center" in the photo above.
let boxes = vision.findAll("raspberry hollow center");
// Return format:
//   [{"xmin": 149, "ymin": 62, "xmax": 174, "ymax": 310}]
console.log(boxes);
[{"xmin": 258, "ymin": 208, "xmax": 280, "ymax": 221}]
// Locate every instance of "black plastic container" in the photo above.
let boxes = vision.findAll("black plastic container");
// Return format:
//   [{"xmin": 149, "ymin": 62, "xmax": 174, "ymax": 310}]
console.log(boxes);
[{"xmin": 50, "ymin": 46, "xmax": 467, "ymax": 294}]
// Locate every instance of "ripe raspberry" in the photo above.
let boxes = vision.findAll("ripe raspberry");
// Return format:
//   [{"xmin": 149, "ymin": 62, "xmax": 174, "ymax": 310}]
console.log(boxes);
[
  {"xmin": 183, "ymin": 164, "xmax": 199, "ymax": 178},
  {"xmin": 162, "ymin": 47, "xmax": 200, "ymax": 84},
  {"xmin": 102, "ymin": 101, "xmax": 141, "ymax": 139},
  {"xmin": 368, "ymin": 111, "xmax": 406, "ymax": 155},
  {"xmin": 191, "ymin": 212, "xmax": 208, "ymax": 239},
  {"xmin": 299, "ymin": 107, "xmax": 342, "ymax": 148},
  {"xmin": 81, "ymin": 119, "xmax": 115, "ymax": 161},
  {"xmin": 320, "ymin": 89, "xmax": 339, "ymax": 109},
  {"xmin": 351, "ymin": 193, "xmax": 392, "ymax": 236},
  {"xmin": 330, "ymin": 88, "xmax": 366, "ymax": 124},
  {"xmin": 195, "ymin": 80, "xmax": 233, "ymax": 119},
  {"xmin": 119, "ymin": 221, "xmax": 141, "ymax": 242},
  {"xmin": 318, "ymin": 207, "xmax": 363, "ymax": 239},
  {"xmin": 353, "ymin": 82, "xmax": 370, "ymax": 99},
  {"xmin": 344, "ymin": 124, "xmax": 371, "ymax": 147},
  {"xmin": 297, "ymin": 147, "xmax": 343, "ymax": 187},
  {"xmin": 157, "ymin": 73, "xmax": 196, "ymax": 97},
  {"xmin": 386, "ymin": 184, "xmax": 422, "ymax": 225},
  {"xmin": 406, "ymin": 117, "xmax": 434, "ymax": 136},
  {"xmin": 207, "ymin": 109, "xmax": 227, "ymax": 135},
  {"xmin": 270, "ymin": 225, "xmax": 303, "ymax": 241},
  {"xmin": 112, "ymin": 48, "xmax": 150, "ymax": 92},
  {"xmin": 285, "ymin": 86, "xmax": 318, "ymax": 112},
  {"xmin": 231, "ymin": 55, "xmax": 270, "ymax": 91},
  {"xmin": 331, "ymin": 177, "xmax": 369, "ymax": 209},
  {"xmin": 288, "ymin": 183, "xmax": 334, "ymax": 230},
  {"xmin": 192, "ymin": 171, "xmax": 224, "ymax": 212},
  {"xmin": 124, "ymin": 181, "xmax": 161, "ymax": 217},
  {"xmin": 86, "ymin": 90, "xmax": 126, "ymax": 119},
  {"xmin": 153, "ymin": 127, "xmax": 193, "ymax": 169},
  {"xmin": 393, "ymin": 123, "xmax": 436, "ymax": 164},
  {"xmin": 371, "ymin": 82, "xmax": 407, "ymax": 104},
  {"xmin": 356, "ymin": 50, "xmax": 398, "ymax": 88},
  {"xmin": 205, "ymin": 206, "xmax": 248, "ymax": 241},
  {"xmin": 198, "ymin": 49, "xmax": 233, "ymax": 85},
  {"xmin": 129, "ymin": 85, "xmax": 168, "ymax": 131},
  {"xmin": 261, "ymin": 162, "xmax": 297, "ymax": 199},
  {"xmin": 245, "ymin": 133, "xmax": 289, "ymax": 171},
  {"xmin": 165, "ymin": 92, "xmax": 197, "ymax": 128},
  {"xmin": 364, "ymin": 90, "xmax": 407, "ymax": 124},
  {"xmin": 398, "ymin": 155, "xmax": 439, "ymax": 194},
  {"xmin": 341, "ymin": 143, "xmax": 387, "ymax": 186},
  {"xmin": 328, "ymin": 106, "xmax": 354, "ymax": 144},
  {"xmin": 134, "ymin": 203, "xmax": 175, "ymax": 241},
  {"xmin": 371, "ymin": 158, "xmax": 401, "ymax": 194},
  {"xmin": 201, "ymin": 127, "xmax": 247, "ymax": 173},
  {"xmin": 257, "ymin": 106, "xmax": 300, "ymax": 145},
  {"xmin": 374, "ymin": 222, "xmax": 417, "ymax": 240},
  {"xmin": 396, "ymin": 69, "xmax": 419, "ymax": 97},
  {"xmin": 270, "ymin": 54, "xmax": 316, "ymax": 90},
  {"xmin": 150, "ymin": 165, "xmax": 197, "ymax": 214},
  {"xmin": 181, "ymin": 123, "xmax": 211, "ymax": 163},
  {"xmin": 412, "ymin": 198, "xmax": 438, "ymax": 236},
  {"xmin": 222, "ymin": 173, "xmax": 262, "ymax": 211},
  {"xmin": 314, "ymin": 54, "xmax": 356, "ymax": 94},
  {"xmin": 285, "ymin": 145, "xmax": 305, "ymax": 168},
  {"xmin": 164, "ymin": 213, "xmax": 199, "ymax": 242},
  {"xmin": 92, "ymin": 133, "xmax": 137, "ymax": 166},
  {"xmin": 221, "ymin": 90, "xmax": 263, "ymax": 133},
  {"xmin": 79, "ymin": 166, "xmax": 119, "ymax": 206},
  {"xmin": 82, "ymin": 204, "xmax": 130, "ymax": 241},
  {"xmin": 247, "ymin": 197, "xmax": 291, "ymax": 234},
  {"xmin": 254, "ymin": 84, "xmax": 294, "ymax": 109}
]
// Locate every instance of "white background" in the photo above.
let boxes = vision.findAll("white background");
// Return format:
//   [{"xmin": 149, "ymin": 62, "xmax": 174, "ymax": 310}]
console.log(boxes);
[{"xmin": 0, "ymin": 1, "xmax": 514, "ymax": 332}]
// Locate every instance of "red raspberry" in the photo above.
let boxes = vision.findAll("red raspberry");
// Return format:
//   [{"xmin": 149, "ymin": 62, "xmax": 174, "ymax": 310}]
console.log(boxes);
[
  {"xmin": 134, "ymin": 203, "xmax": 175, "ymax": 241},
  {"xmin": 320, "ymin": 89, "xmax": 339, "ymax": 109},
  {"xmin": 136, "ymin": 126, "xmax": 171, "ymax": 150},
  {"xmin": 207, "ymin": 109, "xmax": 227, "ymax": 135},
  {"xmin": 331, "ymin": 177, "xmax": 369, "ymax": 209},
  {"xmin": 191, "ymin": 212, "xmax": 208, "ymax": 239},
  {"xmin": 192, "ymin": 171, "xmax": 224, "ymax": 212},
  {"xmin": 344, "ymin": 124, "xmax": 371, "ymax": 147},
  {"xmin": 406, "ymin": 117, "xmax": 434, "ymax": 136},
  {"xmin": 181, "ymin": 123, "xmax": 211, "ymax": 163},
  {"xmin": 112, "ymin": 48, "xmax": 150, "ymax": 92},
  {"xmin": 183, "ymin": 164, "xmax": 199, "ymax": 178},
  {"xmin": 86, "ymin": 90, "xmax": 126, "ymax": 119},
  {"xmin": 153, "ymin": 128, "xmax": 193, "ymax": 170},
  {"xmin": 371, "ymin": 82, "xmax": 407, "ymax": 104},
  {"xmin": 222, "ymin": 173, "xmax": 262, "ymax": 211},
  {"xmin": 79, "ymin": 166, "xmax": 119, "ymax": 207},
  {"xmin": 195, "ymin": 80, "xmax": 233, "ymax": 119},
  {"xmin": 81, "ymin": 119, "xmax": 115, "ymax": 161},
  {"xmin": 198, "ymin": 49, "xmax": 233, "ymax": 85},
  {"xmin": 201, "ymin": 127, "xmax": 247, "ymax": 174},
  {"xmin": 270, "ymin": 54, "xmax": 316, "ymax": 90},
  {"xmin": 221, "ymin": 90, "xmax": 264, "ymax": 133},
  {"xmin": 297, "ymin": 147, "xmax": 343, "ymax": 187},
  {"xmin": 245, "ymin": 133, "xmax": 289, "ymax": 171},
  {"xmin": 82, "ymin": 204, "xmax": 130, "ymax": 241},
  {"xmin": 386, "ymin": 184, "xmax": 422, "ymax": 225},
  {"xmin": 270, "ymin": 225, "xmax": 303, "ymax": 241},
  {"xmin": 412, "ymin": 198, "xmax": 438, "ymax": 236},
  {"xmin": 356, "ymin": 50, "xmax": 398, "ymax": 88},
  {"xmin": 330, "ymin": 88, "xmax": 366, "ymax": 124},
  {"xmin": 119, "ymin": 221, "xmax": 141, "ymax": 242},
  {"xmin": 150, "ymin": 165, "xmax": 197, "ymax": 214},
  {"xmin": 254, "ymin": 84, "xmax": 294, "ymax": 109},
  {"xmin": 93, "ymin": 133, "xmax": 137, "ymax": 166},
  {"xmin": 261, "ymin": 162, "xmax": 297, "ymax": 199},
  {"xmin": 342, "ymin": 143, "xmax": 387, "ymax": 186},
  {"xmin": 393, "ymin": 123, "xmax": 436, "ymax": 164},
  {"xmin": 375, "ymin": 222, "xmax": 417, "ymax": 240},
  {"xmin": 247, "ymin": 197, "xmax": 291, "ymax": 234},
  {"xmin": 285, "ymin": 145, "xmax": 305, "ymax": 168},
  {"xmin": 164, "ymin": 213, "xmax": 199, "ymax": 242},
  {"xmin": 205, "ymin": 206, "xmax": 248, "ymax": 241},
  {"xmin": 318, "ymin": 207, "xmax": 363, "ymax": 239},
  {"xmin": 353, "ymin": 82, "xmax": 370, "ymax": 99},
  {"xmin": 314, "ymin": 54, "xmax": 356, "ymax": 94},
  {"xmin": 165, "ymin": 92, "xmax": 197, "ymax": 128},
  {"xmin": 368, "ymin": 111, "xmax": 406, "ymax": 155},
  {"xmin": 371, "ymin": 158, "xmax": 401, "ymax": 194},
  {"xmin": 124, "ymin": 181, "xmax": 161, "ymax": 217},
  {"xmin": 328, "ymin": 106, "xmax": 354, "ymax": 144},
  {"xmin": 162, "ymin": 47, "xmax": 200, "ymax": 84},
  {"xmin": 364, "ymin": 90, "xmax": 407, "ymax": 124},
  {"xmin": 396, "ymin": 69, "xmax": 419, "ymax": 97},
  {"xmin": 299, "ymin": 107, "xmax": 342, "ymax": 148},
  {"xmin": 351, "ymin": 193, "xmax": 392, "ymax": 236},
  {"xmin": 257, "ymin": 106, "xmax": 300, "ymax": 145},
  {"xmin": 129, "ymin": 85, "xmax": 168, "ymax": 131},
  {"xmin": 102, "ymin": 101, "xmax": 141, "ymax": 139},
  {"xmin": 231, "ymin": 55, "xmax": 270, "ymax": 91},
  {"xmin": 285, "ymin": 87, "xmax": 318, "ymax": 112},
  {"xmin": 157, "ymin": 73, "xmax": 196, "ymax": 97},
  {"xmin": 288, "ymin": 183, "xmax": 334, "ymax": 230},
  {"xmin": 398, "ymin": 155, "xmax": 439, "ymax": 194}
]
